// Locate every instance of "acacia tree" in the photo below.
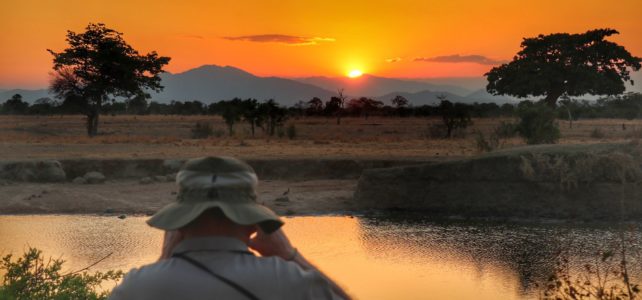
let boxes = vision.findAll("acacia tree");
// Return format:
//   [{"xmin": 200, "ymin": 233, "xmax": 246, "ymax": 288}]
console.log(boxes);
[
  {"xmin": 48, "ymin": 23, "xmax": 170, "ymax": 136},
  {"xmin": 486, "ymin": 29, "xmax": 641, "ymax": 107},
  {"xmin": 438, "ymin": 95, "xmax": 472, "ymax": 138}
]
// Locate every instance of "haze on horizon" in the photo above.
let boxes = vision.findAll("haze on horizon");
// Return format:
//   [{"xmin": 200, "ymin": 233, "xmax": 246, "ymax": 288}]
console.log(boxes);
[{"xmin": 0, "ymin": 0, "xmax": 641, "ymax": 89}]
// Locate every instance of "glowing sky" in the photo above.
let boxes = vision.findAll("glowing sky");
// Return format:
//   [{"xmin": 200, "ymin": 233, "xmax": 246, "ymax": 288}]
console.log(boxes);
[{"xmin": 1, "ymin": 0, "xmax": 641, "ymax": 88}]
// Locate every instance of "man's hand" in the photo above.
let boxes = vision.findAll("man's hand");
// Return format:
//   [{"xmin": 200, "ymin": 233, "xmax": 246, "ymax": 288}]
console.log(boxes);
[
  {"xmin": 159, "ymin": 230, "xmax": 184, "ymax": 260},
  {"xmin": 248, "ymin": 229, "xmax": 295, "ymax": 260}
]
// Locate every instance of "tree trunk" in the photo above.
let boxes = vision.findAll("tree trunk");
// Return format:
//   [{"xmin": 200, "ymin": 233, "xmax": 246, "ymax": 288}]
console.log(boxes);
[
  {"xmin": 250, "ymin": 121, "xmax": 255, "ymax": 137},
  {"xmin": 86, "ymin": 109, "xmax": 99, "ymax": 137},
  {"xmin": 544, "ymin": 89, "xmax": 563, "ymax": 108}
]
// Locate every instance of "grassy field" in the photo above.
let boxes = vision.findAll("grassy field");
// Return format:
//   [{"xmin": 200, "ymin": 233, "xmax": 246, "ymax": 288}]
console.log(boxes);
[{"xmin": 0, "ymin": 115, "xmax": 641, "ymax": 160}]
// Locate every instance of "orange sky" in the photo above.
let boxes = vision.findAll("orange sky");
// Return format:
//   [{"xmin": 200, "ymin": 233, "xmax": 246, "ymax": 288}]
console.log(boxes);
[{"xmin": 1, "ymin": 0, "xmax": 641, "ymax": 88}]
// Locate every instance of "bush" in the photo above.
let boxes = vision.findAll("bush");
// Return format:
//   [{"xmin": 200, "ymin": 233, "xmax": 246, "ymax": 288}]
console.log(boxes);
[
  {"xmin": 494, "ymin": 121, "xmax": 518, "ymax": 138},
  {"xmin": 474, "ymin": 130, "xmax": 499, "ymax": 153},
  {"xmin": 590, "ymin": 128, "xmax": 606, "ymax": 139},
  {"xmin": 516, "ymin": 104, "xmax": 560, "ymax": 144},
  {"xmin": 0, "ymin": 248, "xmax": 122, "ymax": 300},
  {"xmin": 286, "ymin": 124, "xmax": 297, "ymax": 140},
  {"xmin": 191, "ymin": 122, "xmax": 213, "ymax": 139}
]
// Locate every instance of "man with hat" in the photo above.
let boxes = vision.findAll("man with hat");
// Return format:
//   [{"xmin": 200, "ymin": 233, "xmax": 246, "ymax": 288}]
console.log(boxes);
[{"xmin": 109, "ymin": 156, "xmax": 350, "ymax": 300}]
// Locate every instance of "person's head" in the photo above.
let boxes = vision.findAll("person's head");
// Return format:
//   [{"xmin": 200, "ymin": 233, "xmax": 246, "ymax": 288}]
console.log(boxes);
[{"xmin": 147, "ymin": 156, "xmax": 283, "ymax": 240}]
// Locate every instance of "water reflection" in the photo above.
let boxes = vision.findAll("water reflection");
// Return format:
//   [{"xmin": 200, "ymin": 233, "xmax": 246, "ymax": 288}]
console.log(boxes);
[{"xmin": 0, "ymin": 215, "xmax": 639, "ymax": 300}]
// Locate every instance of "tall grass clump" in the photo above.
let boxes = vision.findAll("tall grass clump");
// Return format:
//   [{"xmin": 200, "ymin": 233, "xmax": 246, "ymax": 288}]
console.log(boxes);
[{"xmin": 0, "ymin": 248, "xmax": 122, "ymax": 300}]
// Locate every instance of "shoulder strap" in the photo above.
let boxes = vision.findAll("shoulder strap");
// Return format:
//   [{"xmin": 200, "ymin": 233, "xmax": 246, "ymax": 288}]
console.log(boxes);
[{"xmin": 172, "ymin": 252, "xmax": 260, "ymax": 300}]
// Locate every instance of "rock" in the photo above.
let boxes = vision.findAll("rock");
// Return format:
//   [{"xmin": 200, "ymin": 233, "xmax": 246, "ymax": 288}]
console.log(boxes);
[
  {"xmin": 0, "ymin": 160, "xmax": 66, "ymax": 182},
  {"xmin": 139, "ymin": 177, "xmax": 153, "ymax": 184},
  {"xmin": 72, "ymin": 177, "xmax": 87, "ymax": 184},
  {"xmin": 154, "ymin": 175, "xmax": 167, "ymax": 182},
  {"xmin": 118, "ymin": 214, "xmax": 127, "ymax": 219},
  {"xmin": 83, "ymin": 171, "xmax": 106, "ymax": 184}
]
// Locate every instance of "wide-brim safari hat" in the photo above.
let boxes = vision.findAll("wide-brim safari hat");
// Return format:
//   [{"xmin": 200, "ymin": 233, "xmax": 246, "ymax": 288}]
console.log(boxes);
[{"xmin": 147, "ymin": 156, "xmax": 283, "ymax": 233}]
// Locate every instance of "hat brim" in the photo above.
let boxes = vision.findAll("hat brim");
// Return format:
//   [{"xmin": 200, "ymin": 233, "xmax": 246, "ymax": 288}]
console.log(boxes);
[{"xmin": 147, "ymin": 201, "xmax": 283, "ymax": 234}]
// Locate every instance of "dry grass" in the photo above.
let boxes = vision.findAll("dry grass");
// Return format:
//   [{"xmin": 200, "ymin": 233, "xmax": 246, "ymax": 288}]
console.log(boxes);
[{"xmin": 0, "ymin": 115, "xmax": 640, "ymax": 160}]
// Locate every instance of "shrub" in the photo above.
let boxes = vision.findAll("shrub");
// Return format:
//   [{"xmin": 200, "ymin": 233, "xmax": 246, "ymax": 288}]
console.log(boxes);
[
  {"xmin": 0, "ymin": 248, "xmax": 122, "ymax": 300},
  {"xmin": 590, "ymin": 128, "xmax": 606, "ymax": 139},
  {"xmin": 191, "ymin": 122, "xmax": 213, "ymax": 139},
  {"xmin": 494, "ymin": 121, "xmax": 518, "ymax": 138},
  {"xmin": 286, "ymin": 124, "xmax": 297, "ymax": 140},
  {"xmin": 474, "ymin": 130, "xmax": 500, "ymax": 153},
  {"xmin": 516, "ymin": 104, "xmax": 560, "ymax": 144}
]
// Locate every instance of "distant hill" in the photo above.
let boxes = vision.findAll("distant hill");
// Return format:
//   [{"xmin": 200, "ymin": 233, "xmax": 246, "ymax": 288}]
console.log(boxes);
[
  {"xmin": 296, "ymin": 75, "xmax": 472, "ymax": 98},
  {"xmin": 151, "ymin": 65, "xmax": 335, "ymax": 106},
  {"xmin": 3, "ymin": 67, "xmax": 640, "ymax": 105},
  {"xmin": 1, "ymin": 89, "xmax": 52, "ymax": 103}
]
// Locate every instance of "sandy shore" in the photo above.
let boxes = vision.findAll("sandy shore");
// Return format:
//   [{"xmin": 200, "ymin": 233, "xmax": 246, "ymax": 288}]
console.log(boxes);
[{"xmin": 0, "ymin": 179, "xmax": 357, "ymax": 216}]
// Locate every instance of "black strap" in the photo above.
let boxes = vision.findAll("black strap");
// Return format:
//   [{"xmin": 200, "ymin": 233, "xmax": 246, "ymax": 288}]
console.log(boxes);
[{"xmin": 172, "ymin": 252, "xmax": 260, "ymax": 300}]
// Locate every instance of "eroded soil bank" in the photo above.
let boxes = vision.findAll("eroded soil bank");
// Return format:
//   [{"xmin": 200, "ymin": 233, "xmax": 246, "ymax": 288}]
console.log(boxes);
[{"xmin": 0, "ymin": 179, "xmax": 357, "ymax": 216}]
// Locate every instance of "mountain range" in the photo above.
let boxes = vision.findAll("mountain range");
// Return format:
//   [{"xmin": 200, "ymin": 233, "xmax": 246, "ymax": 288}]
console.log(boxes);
[{"xmin": 2, "ymin": 64, "xmax": 641, "ymax": 106}]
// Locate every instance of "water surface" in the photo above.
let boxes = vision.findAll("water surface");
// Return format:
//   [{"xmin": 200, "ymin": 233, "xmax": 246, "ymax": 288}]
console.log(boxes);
[{"xmin": 0, "ymin": 215, "xmax": 639, "ymax": 299}]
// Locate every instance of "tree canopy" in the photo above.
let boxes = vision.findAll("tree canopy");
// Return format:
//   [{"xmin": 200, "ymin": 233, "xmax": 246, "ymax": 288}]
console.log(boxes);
[
  {"xmin": 48, "ymin": 23, "xmax": 170, "ymax": 136},
  {"xmin": 486, "ymin": 29, "xmax": 641, "ymax": 107}
]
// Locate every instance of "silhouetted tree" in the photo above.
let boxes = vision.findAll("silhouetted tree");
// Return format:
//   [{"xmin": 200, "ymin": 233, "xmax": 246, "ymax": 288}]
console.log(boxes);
[
  {"xmin": 28, "ymin": 97, "xmax": 59, "ymax": 115},
  {"xmin": 324, "ymin": 96, "xmax": 342, "ymax": 117},
  {"xmin": 438, "ymin": 95, "xmax": 472, "ymax": 138},
  {"xmin": 211, "ymin": 98, "xmax": 243, "ymax": 136},
  {"xmin": 358, "ymin": 97, "xmax": 383, "ymax": 119},
  {"xmin": 306, "ymin": 97, "xmax": 323, "ymax": 116},
  {"xmin": 126, "ymin": 95, "xmax": 148, "ymax": 115},
  {"xmin": 486, "ymin": 29, "xmax": 641, "ymax": 107},
  {"xmin": 258, "ymin": 99, "xmax": 288, "ymax": 136},
  {"xmin": 335, "ymin": 89, "xmax": 347, "ymax": 124},
  {"xmin": 391, "ymin": 95, "xmax": 409, "ymax": 117},
  {"xmin": 2, "ymin": 94, "xmax": 29, "ymax": 114},
  {"xmin": 48, "ymin": 23, "xmax": 170, "ymax": 136},
  {"xmin": 241, "ymin": 98, "xmax": 262, "ymax": 137}
]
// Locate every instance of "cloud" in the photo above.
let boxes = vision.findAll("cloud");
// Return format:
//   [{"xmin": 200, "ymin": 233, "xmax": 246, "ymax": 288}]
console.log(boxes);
[
  {"xmin": 223, "ymin": 34, "xmax": 335, "ymax": 46},
  {"xmin": 385, "ymin": 57, "xmax": 402, "ymax": 63},
  {"xmin": 414, "ymin": 54, "xmax": 507, "ymax": 65}
]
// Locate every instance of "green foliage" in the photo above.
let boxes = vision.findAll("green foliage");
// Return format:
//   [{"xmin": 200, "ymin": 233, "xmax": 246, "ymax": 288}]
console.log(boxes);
[
  {"xmin": 48, "ymin": 23, "xmax": 170, "ymax": 136},
  {"xmin": 191, "ymin": 122, "xmax": 213, "ymax": 139},
  {"xmin": 516, "ymin": 103, "xmax": 560, "ymax": 144},
  {"xmin": 486, "ymin": 29, "xmax": 641, "ymax": 107},
  {"xmin": 0, "ymin": 248, "xmax": 122, "ymax": 300}
]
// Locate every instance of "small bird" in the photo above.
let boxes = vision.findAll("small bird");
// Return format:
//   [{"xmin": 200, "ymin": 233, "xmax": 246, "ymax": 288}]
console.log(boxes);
[{"xmin": 282, "ymin": 188, "xmax": 290, "ymax": 196}]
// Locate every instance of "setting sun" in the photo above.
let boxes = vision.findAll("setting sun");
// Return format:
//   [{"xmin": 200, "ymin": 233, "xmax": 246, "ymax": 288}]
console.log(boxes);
[{"xmin": 347, "ymin": 70, "xmax": 363, "ymax": 78}]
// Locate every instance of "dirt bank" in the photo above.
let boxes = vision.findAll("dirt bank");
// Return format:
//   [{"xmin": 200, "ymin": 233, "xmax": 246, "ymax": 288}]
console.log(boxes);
[{"xmin": 0, "ymin": 179, "xmax": 357, "ymax": 215}]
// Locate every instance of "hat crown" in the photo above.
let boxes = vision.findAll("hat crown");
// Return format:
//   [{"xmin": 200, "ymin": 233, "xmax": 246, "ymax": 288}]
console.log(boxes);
[{"xmin": 177, "ymin": 157, "xmax": 257, "ymax": 203}]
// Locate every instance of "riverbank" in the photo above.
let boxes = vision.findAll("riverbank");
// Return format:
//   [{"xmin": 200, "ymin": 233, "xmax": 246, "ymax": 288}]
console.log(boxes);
[{"xmin": 0, "ymin": 179, "xmax": 357, "ymax": 215}]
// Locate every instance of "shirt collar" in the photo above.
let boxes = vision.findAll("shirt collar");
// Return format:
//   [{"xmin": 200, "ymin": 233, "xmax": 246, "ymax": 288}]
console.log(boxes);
[{"xmin": 172, "ymin": 236, "xmax": 250, "ymax": 255}]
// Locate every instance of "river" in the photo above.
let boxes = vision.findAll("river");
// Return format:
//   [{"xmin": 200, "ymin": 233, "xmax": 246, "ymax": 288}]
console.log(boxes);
[{"xmin": 0, "ymin": 215, "xmax": 640, "ymax": 299}]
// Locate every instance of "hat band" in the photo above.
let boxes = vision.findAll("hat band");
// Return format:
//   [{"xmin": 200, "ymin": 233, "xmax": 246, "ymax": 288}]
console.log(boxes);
[{"xmin": 177, "ymin": 188, "xmax": 257, "ymax": 204}]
